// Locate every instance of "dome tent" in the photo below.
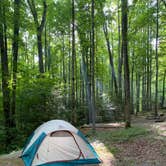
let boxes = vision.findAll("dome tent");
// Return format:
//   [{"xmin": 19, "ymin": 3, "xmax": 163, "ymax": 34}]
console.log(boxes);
[{"xmin": 21, "ymin": 120, "xmax": 101, "ymax": 166}]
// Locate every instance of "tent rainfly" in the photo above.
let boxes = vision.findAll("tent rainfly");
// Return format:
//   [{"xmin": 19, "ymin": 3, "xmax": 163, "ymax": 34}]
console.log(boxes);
[{"xmin": 21, "ymin": 120, "xmax": 101, "ymax": 166}]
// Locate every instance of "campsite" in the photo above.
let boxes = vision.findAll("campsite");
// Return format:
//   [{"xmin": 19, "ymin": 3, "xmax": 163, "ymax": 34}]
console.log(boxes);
[{"xmin": 0, "ymin": 0, "xmax": 166, "ymax": 166}]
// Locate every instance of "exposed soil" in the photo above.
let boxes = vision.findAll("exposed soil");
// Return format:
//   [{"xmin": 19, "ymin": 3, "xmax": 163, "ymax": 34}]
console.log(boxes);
[
  {"xmin": 0, "ymin": 151, "xmax": 23, "ymax": 166},
  {"xmin": 91, "ymin": 115, "xmax": 166, "ymax": 166}
]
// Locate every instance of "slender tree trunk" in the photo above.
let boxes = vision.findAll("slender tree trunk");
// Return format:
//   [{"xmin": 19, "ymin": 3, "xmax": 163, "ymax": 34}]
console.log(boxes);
[
  {"xmin": 149, "ymin": 29, "xmax": 153, "ymax": 111},
  {"xmin": 11, "ymin": 0, "xmax": 20, "ymax": 127},
  {"xmin": 131, "ymin": 52, "xmax": 134, "ymax": 114},
  {"xmin": 161, "ymin": 70, "xmax": 166, "ymax": 108},
  {"xmin": 142, "ymin": 66, "xmax": 146, "ymax": 111},
  {"xmin": 99, "ymin": 1, "xmax": 118, "ymax": 97},
  {"xmin": 62, "ymin": 34, "xmax": 67, "ymax": 106},
  {"xmin": 91, "ymin": 0, "xmax": 96, "ymax": 131},
  {"xmin": 27, "ymin": 0, "xmax": 47, "ymax": 73},
  {"xmin": 68, "ymin": 30, "xmax": 71, "ymax": 107},
  {"xmin": 37, "ymin": 32, "xmax": 44, "ymax": 73},
  {"xmin": 47, "ymin": 26, "xmax": 51, "ymax": 71},
  {"xmin": 75, "ymin": 48, "xmax": 78, "ymax": 108},
  {"xmin": 71, "ymin": 0, "xmax": 76, "ymax": 123},
  {"xmin": 118, "ymin": 0, "xmax": 123, "ymax": 111},
  {"xmin": 103, "ymin": 23, "xmax": 118, "ymax": 96},
  {"xmin": 44, "ymin": 24, "xmax": 47, "ymax": 72},
  {"xmin": 155, "ymin": 0, "xmax": 159, "ymax": 116},
  {"xmin": 149, "ymin": 51, "xmax": 152, "ymax": 111},
  {"xmin": 0, "ymin": 2, "xmax": 11, "ymax": 147},
  {"xmin": 136, "ymin": 73, "xmax": 140, "ymax": 115},
  {"xmin": 121, "ymin": 0, "xmax": 131, "ymax": 128},
  {"xmin": 80, "ymin": 47, "xmax": 95, "ymax": 130},
  {"xmin": 147, "ymin": 26, "xmax": 150, "ymax": 111}
]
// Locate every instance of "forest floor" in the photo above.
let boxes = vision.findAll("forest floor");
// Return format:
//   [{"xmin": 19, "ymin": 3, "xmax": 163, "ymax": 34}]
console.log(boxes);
[
  {"xmin": 0, "ymin": 113, "xmax": 165, "ymax": 166},
  {"xmin": 89, "ymin": 113, "xmax": 166, "ymax": 166}
]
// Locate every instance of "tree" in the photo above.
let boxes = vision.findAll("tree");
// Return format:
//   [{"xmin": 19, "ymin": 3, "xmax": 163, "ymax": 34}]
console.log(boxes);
[
  {"xmin": 121, "ymin": 0, "xmax": 131, "ymax": 128},
  {"xmin": 161, "ymin": 70, "xmax": 166, "ymax": 108},
  {"xmin": 0, "ymin": 1, "xmax": 11, "ymax": 146},
  {"xmin": 11, "ymin": 0, "xmax": 21, "ymax": 127},
  {"xmin": 71, "ymin": 0, "xmax": 76, "ymax": 123},
  {"xmin": 91, "ymin": 0, "xmax": 96, "ymax": 131},
  {"xmin": 118, "ymin": 0, "xmax": 123, "ymax": 102},
  {"xmin": 154, "ymin": 0, "xmax": 159, "ymax": 116},
  {"xmin": 99, "ymin": 1, "xmax": 118, "ymax": 96},
  {"xmin": 103, "ymin": 21, "xmax": 118, "ymax": 96},
  {"xmin": 27, "ymin": 0, "xmax": 47, "ymax": 73}
]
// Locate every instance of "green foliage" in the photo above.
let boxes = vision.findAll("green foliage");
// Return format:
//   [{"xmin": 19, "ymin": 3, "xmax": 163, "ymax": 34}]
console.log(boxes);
[{"xmin": 17, "ymin": 76, "xmax": 66, "ymax": 135}]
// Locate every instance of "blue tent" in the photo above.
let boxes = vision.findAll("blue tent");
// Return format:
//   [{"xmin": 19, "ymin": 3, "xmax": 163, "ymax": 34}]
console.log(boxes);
[{"xmin": 21, "ymin": 120, "xmax": 101, "ymax": 166}]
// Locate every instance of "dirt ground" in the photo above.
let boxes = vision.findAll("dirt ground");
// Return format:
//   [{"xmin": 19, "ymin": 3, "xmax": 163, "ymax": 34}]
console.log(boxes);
[
  {"xmin": 0, "ymin": 115, "xmax": 165, "ymax": 166},
  {"xmin": 91, "ymin": 116, "xmax": 166, "ymax": 166}
]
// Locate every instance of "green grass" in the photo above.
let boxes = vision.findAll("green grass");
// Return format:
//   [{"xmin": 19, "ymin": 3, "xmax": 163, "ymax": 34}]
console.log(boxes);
[{"xmin": 88, "ymin": 126, "xmax": 149, "ymax": 143}]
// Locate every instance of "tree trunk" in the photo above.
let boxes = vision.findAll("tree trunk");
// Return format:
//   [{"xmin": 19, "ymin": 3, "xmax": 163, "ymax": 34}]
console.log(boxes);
[
  {"xmin": 47, "ymin": 26, "xmax": 51, "ymax": 71},
  {"xmin": 71, "ymin": 0, "xmax": 76, "ymax": 123},
  {"xmin": 136, "ymin": 73, "xmax": 140, "ymax": 115},
  {"xmin": 103, "ymin": 23, "xmax": 118, "ymax": 96},
  {"xmin": 0, "ymin": 2, "xmax": 11, "ymax": 147},
  {"xmin": 11, "ymin": 0, "xmax": 20, "ymax": 127},
  {"xmin": 155, "ymin": 0, "xmax": 159, "ymax": 116},
  {"xmin": 142, "ymin": 66, "xmax": 146, "ymax": 111},
  {"xmin": 118, "ymin": 0, "xmax": 123, "ymax": 100},
  {"xmin": 37, "ymin": 32, "xmax": 44, "ymax": 73},
  {"xmin": 44, "ymin": 24, "xmax": 47, "ymax": 72},
  {"xmin": 149, "ymin": 29, "xmax": 153, "ymax": 111},
  {"xmin": 161, "ymin": 70, "xmax": 166, "ymax": 108},
  {"xmin": 121, "ymin": 0, "xmax": 131, "ymax": 128},
  {"xmin": 131, "ymin": 52, "xmax": 134, "ymax": 114},
  {"xmin": 62, "ymin": 34, "xmax": 67, "ymax": 106},
  {"xmin": 147, "ymin": 26, "xmax": 150, "ymax": 111},
  {"xmin": 100, "ymin": 1, "xmax": 118, "ymax": 97},
  {"xmin": 27, "ymin": 0, "xmax": 47, "ymax": 73},
  {"xmin": 91, "ymin": 0, "xmax": 96, "ymax": 131},
  {"xmin": 81, "ymin": 47, "xmax": 95, "ymax": 130},
  {"xmin": 68, "ymin": 29, "xmax": 71, "ymax": 107}
]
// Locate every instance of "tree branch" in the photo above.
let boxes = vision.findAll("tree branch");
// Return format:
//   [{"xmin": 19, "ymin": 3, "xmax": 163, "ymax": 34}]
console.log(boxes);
[
  {"xmin": 27, "ymin": 0, "xmax": 39, "ymax": 28},
  {"xmin": 39, "ymin": 0, "xmax": 47, "ymax": 32}
]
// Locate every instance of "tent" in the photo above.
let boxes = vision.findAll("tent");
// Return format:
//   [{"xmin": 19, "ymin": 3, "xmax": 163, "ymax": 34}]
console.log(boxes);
[{"xmin": 21, "ymin": 120, "xmax": 101, "ymax": 166}]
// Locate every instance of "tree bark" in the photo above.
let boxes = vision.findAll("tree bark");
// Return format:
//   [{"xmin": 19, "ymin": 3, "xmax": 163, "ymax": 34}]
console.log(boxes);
[
  {"xmin": 155, "ymin": 0, "xmax": 159, "ymax": 116},
  {"xmin": 161, "ymin": 70, "xmax": 166, "ymax": 108},
  {"xmin": 121, "ymin": 0, "xmax": 131, "ymax": 128},
  {"xmin": 118, "ymin": 0, "xmax": 123, "ymax": 102},
  {"xmin": 80, "ymin": 45, "xmax": 95, "ymax": 130},
  {"xmin": 0, "ymin": 2, "xmax": 11, "ymax": 146},
  {"xmin": 142, "ymin": 66, "xmax": 146, "ymax": 111},
  {"xmin": 131, "ymin": 52, "xmax": 134, "ymax": 114},
  {"xmin": 91, "ymin": 0, "xmax": 96, "ymax": 131},
  {"xmin": 44, "ymin": 24, "xmax": 48, "ymax": 72},
  {"xmin": 27, "ymin": 0, "xmax": 47, "ymax": 73},
  {"xmin": 103, "ymin": 23, "xmax": 118, "ymax": 96},
  {"xmin": 136, "ymin": 73, "xmax": 140, "ymax": 115},
  {"xmin": 11, "ymin": 0, "xmax": 20, "ymax": 127},
  {"xmin": 147, "ymin": 26, "xmax": 150, "ymax": 111},
  {"xmin": 71, "ymin": 0, "xmax": 76, "ymax": 123}
]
